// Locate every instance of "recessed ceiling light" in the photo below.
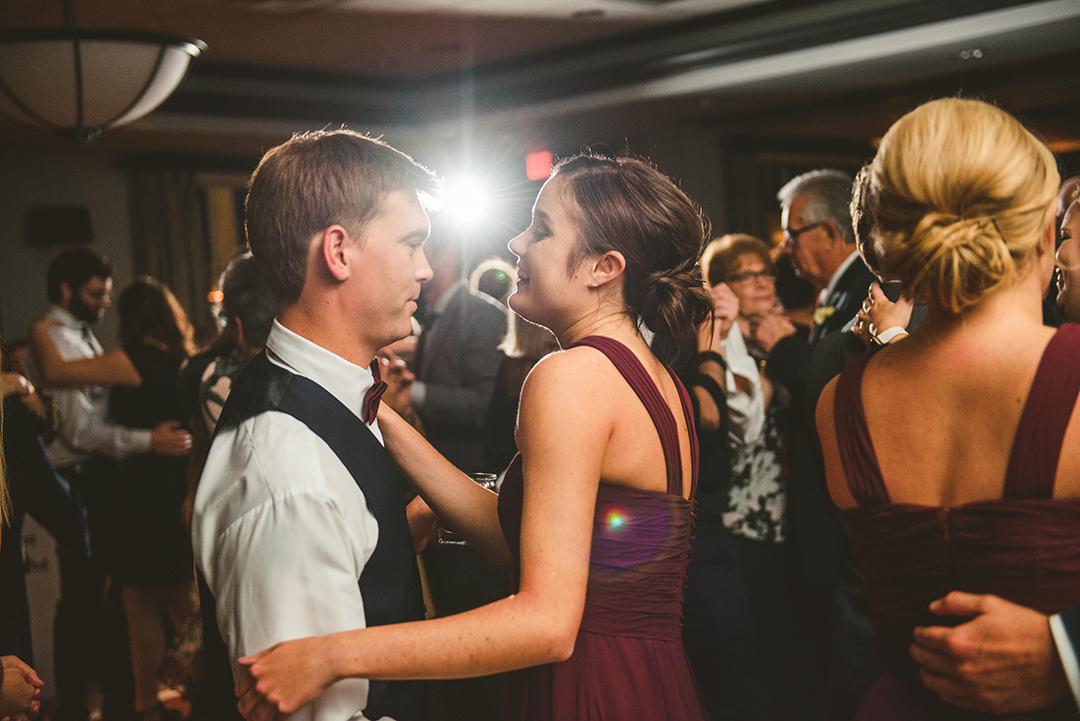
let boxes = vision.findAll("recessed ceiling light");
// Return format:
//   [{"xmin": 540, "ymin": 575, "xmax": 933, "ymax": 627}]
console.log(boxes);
[{"xmin": 958, "ymin": 48, "xmax": 984, "ymax": 60}]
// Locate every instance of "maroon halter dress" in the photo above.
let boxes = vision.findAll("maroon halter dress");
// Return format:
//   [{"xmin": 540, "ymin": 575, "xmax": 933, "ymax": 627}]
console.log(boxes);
[
  {"xmin": 834, "ymin": 324, "xmax": 1080, "ymax": 720},
  {"xmin": 497, "ymin": 336, "xmax": 708, "ymax": 720}
]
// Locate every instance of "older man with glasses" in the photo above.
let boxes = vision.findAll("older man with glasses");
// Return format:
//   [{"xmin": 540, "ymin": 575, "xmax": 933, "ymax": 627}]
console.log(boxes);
[
  {"xmin": 778, "ymin": 169, "xmax": 874, "ymax": 343},
  {"xmin": 768, "ymin": 169, "xmax": 878, "ymax": 720}
]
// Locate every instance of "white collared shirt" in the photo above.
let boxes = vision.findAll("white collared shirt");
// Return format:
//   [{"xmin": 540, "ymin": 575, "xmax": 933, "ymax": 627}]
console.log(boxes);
[
  {"xmin": 29, "ymin": 305, "xmax": 152, "ymax": 467},
  {"xmin": 192, "ymin": 320, "xmax": 385, "ymax": 721},
  {"xmin": 818, "ymin": 250, "xmax": 861, "ymax": 307}
]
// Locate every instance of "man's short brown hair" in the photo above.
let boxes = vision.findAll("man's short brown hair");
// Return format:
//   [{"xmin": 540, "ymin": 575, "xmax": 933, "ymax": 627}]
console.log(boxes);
[{"xmin": 245, "ymin": 129, "xmax": 438, "ymax": 304}]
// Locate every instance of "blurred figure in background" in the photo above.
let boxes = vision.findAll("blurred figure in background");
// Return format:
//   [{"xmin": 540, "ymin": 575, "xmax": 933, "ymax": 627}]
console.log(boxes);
[
  {"xmin": 1057, "ymin": 185, "xmax": 1080, "ymax": 322},
  {"xmin": 411, "ymin": 222, "xmax": 508, "ymax": 473},
  {"xmin": 1047, "ymin": 177, "xmax": 1080, "ymax": 326},
  {"xmin": 682, "ymin": 236, "xmax": 802, "ymax": 719},
  {"xmin": 411, "ymin": 223, "xmax": 510, "ymax": 721},
  {"xmin": 0, "ymin": 337, "xmax": 89, "ymax": 675},
  {"xmin": 0, "ymin": 336, "xmax": 53, "ymax": 721},
  {"xmin": 700, "ymin": 234, "xmax": 788, "ymax": 540},
  {"xmin": 27, "ymin": 247, "xmax": 191, "ymax": 721},
  {"xmin": 773, "ymin": 254, "xmax": 817, "ymax": 331},
  {"xmin": 470, "ymin": 257, "xmax": 516, "ymax": 307},
  {"xmin": 484, "ymin": 312, "xmax": 559, "ymax": 472},
  {"xmin": 37, "ymin": 278, "xmax": 200, "ymax": 720},
  {"xmin": 106, "ymin": 278, "xmax": 199, "ymax": 721},
  {"xmin": 181, "ymin": 252, "xmax": 276, "ymax": 443}
]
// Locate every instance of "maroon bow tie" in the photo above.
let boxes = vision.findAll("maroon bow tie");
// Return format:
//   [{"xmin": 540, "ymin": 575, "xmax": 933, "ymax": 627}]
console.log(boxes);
[{"xmin": 363, "ymin": 359, "xmax": 387, "ymax": 425}]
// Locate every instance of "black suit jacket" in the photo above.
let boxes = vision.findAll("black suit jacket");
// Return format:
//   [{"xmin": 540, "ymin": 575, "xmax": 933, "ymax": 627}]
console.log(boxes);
[
  {"xmin": 771, "ymin": 253, "xmax": 874, "ymax": 584},
  {"xmin": 415, "ymin": 281, "xmax": 508, "ymax": 472},
  {"xmin": 810, "ymin": 256, "xmax": 877, "ymax": 343}
]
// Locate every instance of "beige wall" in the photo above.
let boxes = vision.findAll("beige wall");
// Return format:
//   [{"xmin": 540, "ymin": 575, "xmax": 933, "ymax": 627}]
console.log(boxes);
[{"xmin": 0, "ymin": 146, "xmax": 136, "ymax": 348}]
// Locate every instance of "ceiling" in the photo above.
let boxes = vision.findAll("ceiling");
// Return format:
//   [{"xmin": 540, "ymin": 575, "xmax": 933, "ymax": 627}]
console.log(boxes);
[{"xmin": 1, "ymin": 0, "xmax": 1079, "ymax": 162}]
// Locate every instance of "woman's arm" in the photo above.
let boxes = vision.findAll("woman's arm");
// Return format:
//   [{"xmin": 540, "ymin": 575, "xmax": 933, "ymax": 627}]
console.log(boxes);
[
  {"xmin": 28, "ymin": 321, "xmax": 140, "ymax": 388},
  {"xmin": 376, "ymin": 406, "xmax": 511, "ymax": 565},
  {"xmin": 237, "ymin": 350, "xmax": 610, "ymax": 719}
]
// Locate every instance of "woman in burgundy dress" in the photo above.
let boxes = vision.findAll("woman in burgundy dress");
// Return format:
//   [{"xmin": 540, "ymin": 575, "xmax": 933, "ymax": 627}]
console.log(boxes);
[
  {"xmin": 237, "ymin": 152, "xmax": 712, "ymax": 720},
  {"xmin": 817, "ymin": 98, "xmax": 1080, "ymax": 720}
]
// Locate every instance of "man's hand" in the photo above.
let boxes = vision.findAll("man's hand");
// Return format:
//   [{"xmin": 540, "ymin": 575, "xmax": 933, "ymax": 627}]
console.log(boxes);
[
  {"xmin": 1, "ymin": 373, "xmax": 33, "ymax": 400},
  {"xmin": 0, "ymin": 656, "xmax": 43, "ymax": 721},
  {"xmin": 750, "ymin": 313, "xmax": 796, "ymax": 354},
  {"xmin": 150, "ymin": 420, "xmax": 192, "ymax": 456},
  {"xmin": 2, "ymin": 373, "xmax": 48, "ymax": 420},
  {"xmin": 910, "ymin": 592, "xmax": 1070, "ymax": 714}
]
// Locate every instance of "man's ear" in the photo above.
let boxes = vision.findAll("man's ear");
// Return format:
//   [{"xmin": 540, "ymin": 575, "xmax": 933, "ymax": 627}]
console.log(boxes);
[
  {"xmin": 59, "ymin": 281, "xmax": 73, "ymax": 305},
  {"xmin": 823, "ymin": 222, "xmax": 847, "ymax": 248},
  {"xmin": 320, "ymin": 225, "xmax": 352, "ymax": 282},
  {"xmin": 592, "ymin": 250, "xmax": 626, "ymax": 287}
]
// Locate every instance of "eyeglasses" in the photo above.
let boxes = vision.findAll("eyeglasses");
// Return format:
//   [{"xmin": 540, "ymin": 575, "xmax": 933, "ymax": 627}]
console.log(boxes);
[
  {"xmin": 782, "ymin": 222, "xmax": 828, "ymax": 244},
  {"xmin": 726, "ymin": 269, "xmax": 775, "ymax": 284}
]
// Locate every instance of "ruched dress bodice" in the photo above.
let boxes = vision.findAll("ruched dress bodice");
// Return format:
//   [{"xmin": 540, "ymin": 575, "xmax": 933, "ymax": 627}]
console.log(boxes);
[
  {"xmin": 497, "ymin": 335, "xmax": 707, "ymax": 720},
  {"xmin": 834, "ymin": 324, "xmax": 1080, "ymax": 720}
]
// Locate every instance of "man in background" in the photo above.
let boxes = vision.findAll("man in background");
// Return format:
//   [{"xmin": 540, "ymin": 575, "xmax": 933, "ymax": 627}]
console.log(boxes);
[{"xmin": 29, "ymin": 246, "xmax": 191, "ymax": 721}]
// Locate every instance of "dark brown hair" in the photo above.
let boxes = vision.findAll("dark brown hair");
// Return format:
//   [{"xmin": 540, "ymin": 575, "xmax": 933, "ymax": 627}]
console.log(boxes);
[
  {"xmin": 47, "ymin": 246, "xmax": 113, "ymax": 304},
  {"xmin": 245, "ymin": 129, "xmax": 438, "ymax": 304},
  {"xmin": 118, "ymin": 277, "xmax": 196, "ymax": 358},
  {"xmin": 553, "ymin": 152, "xmax": 712, "ymax": 350}
]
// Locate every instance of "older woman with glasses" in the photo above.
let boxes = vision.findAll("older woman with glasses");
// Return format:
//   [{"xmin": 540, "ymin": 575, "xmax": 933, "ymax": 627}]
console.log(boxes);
[{"xmin": 682, "ymin": 233, "xmax": 804, "ymax": 719}]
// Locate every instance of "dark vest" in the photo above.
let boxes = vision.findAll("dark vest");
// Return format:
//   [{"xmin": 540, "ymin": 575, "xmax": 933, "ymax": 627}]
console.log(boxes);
[{"xmin": 197, "ymin": 351, "xmax": 426, "ymax": 721}]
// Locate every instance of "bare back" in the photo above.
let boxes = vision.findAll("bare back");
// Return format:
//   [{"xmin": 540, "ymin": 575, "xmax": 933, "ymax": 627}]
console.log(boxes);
[
  {"xmin": 523, "ymin": 334, "xmax": 696, "ymax": 502},
  {"xmin": 821, "ymin": 323, "xmax": 1080, "ymax": 509}
]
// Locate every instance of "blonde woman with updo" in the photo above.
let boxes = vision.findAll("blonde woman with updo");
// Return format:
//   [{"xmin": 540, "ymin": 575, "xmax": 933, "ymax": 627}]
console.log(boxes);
[{"xmin": 817, "ymin": 97, "xmax": 1080, "ymax": 719}]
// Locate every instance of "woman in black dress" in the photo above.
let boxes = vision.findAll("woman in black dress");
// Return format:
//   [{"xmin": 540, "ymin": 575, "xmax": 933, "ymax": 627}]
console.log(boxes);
[
  {"xmin": 108, "ymin": 277, "xmax": 199, "ymax": 721},
  {"xmin": 28, "ymin": 277, "xmax": 197, "ymax": 719}
]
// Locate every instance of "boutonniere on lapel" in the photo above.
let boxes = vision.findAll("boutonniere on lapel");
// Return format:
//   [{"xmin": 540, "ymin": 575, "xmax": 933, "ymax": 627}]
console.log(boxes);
[{"xmin": 813, "ymin": 306, "xmax": 836, "ymax": 326}]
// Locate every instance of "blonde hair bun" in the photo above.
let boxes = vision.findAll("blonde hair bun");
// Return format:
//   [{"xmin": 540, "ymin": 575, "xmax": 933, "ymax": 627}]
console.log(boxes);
[{"xmin": 854, "ymin": 98, "xmax": 1058, "ymax": 313}]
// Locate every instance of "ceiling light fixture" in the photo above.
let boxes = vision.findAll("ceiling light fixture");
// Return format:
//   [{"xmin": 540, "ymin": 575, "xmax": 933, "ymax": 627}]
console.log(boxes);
[{"xmin": 0, "ymin": 0, "xmax": 205, "ymax": 143}]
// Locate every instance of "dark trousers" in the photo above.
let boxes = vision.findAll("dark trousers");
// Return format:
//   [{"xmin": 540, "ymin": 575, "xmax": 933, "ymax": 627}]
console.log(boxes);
[
  {"xmin": 683, "ymin": 530, "xmax": 803, "ymax": 721},
  {"xmin": 421, "ymin": 542, "xmax": 512, "ymax": 721},
  {"xmin": 55, "ymin": 460, "xmax": 134, "ymax": 721}
]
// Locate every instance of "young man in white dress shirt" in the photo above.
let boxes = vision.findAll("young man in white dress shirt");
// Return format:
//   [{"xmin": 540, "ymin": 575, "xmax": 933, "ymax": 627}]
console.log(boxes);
[{"xmin": 192, "ymin": 130, "xmax": 438, "ymax": 721}]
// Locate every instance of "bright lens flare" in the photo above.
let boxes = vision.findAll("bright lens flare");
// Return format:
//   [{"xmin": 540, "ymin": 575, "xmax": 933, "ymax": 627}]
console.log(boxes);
[
  {"xmin": 603, "ymin": 505, "xmax": 629, "ymax": 534},
  {"xmin": 442, "ymin": 178, "xmax": 488, "ymax": 225}
]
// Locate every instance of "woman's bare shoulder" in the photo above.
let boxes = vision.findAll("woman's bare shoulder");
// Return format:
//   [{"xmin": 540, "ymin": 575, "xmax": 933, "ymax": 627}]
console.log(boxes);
[{"xmin": 522, "ymin": 345, "xmax": 613, "ymax": 386}]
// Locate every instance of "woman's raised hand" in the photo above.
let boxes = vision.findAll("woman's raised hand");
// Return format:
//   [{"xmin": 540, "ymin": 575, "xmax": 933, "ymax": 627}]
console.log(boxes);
[
  {"xmin": 709, "ymin": 283, "xmax": 740, "ymax": 342},
  {"xmin": 236, "ymin": 637, "xmax": 340, "ymax": 720},
  {"xmin": 854, "ymin": 281, "xmax": 914, "ymax": 347}
]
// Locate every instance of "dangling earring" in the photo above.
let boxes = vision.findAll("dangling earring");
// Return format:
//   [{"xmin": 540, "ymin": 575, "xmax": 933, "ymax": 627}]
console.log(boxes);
[{"xmin": 591, "ymin": 279, "xmax": 599, "ymax": 287}]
